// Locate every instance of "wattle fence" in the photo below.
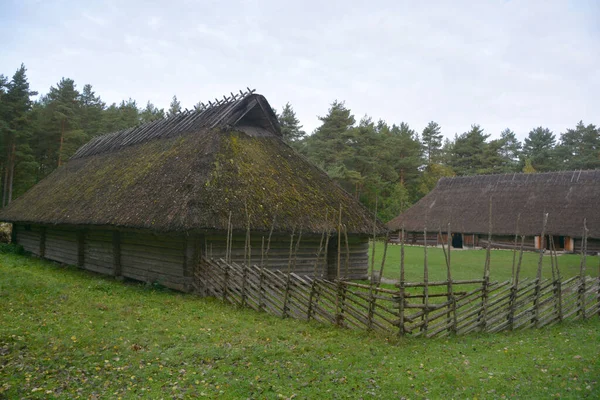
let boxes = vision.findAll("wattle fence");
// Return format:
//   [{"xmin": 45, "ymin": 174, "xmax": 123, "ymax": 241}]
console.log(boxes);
[
  {"xmin": 193, "ymin": 211, "xmax": 599, "ymax": 338},
  {"xmin": 193, "ymin": 242, "xmax": 599, "ymax": 338}
]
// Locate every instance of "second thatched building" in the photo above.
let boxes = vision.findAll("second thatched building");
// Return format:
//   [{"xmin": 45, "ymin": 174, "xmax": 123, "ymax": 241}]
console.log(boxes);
[{"xmin": 387, "ymin": 171, "xmax": 600, "ymax": 253}]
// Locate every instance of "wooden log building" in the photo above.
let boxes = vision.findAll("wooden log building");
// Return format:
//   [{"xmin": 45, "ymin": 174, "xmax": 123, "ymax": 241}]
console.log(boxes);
[
  {"xmin": 0, "ymin": 90, "xmax": 384, "ymax": 291},
  {"xmin": 387, "ymin": 171, "xmax": 600, "ymax": 253}
]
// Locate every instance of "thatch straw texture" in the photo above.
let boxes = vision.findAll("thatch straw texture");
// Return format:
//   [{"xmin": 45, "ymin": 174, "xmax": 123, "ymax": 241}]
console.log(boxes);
[
  {"xmin": 1, "ymin": 93, "xmax": 382, "ymax": 235},
  {"xmin": 387, "ymin": 170, "xmax": 600, "ymax": 238}
]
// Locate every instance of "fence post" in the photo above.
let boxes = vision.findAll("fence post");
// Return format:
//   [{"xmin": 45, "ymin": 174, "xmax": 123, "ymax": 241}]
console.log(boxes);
[
  {"xmin": 440, "ymin": 224, "xmax": 456, "ymax": 335},
  {"xmin": 533, "ymin": 213, "xmax": 549, "ymax": 327},
  {"xmin": 578, "ymin": 219, "xmax": 588, "ymax": 319},
  {"xmin": 241, "ymin": 264, "xmax": 247, "ymax": 308},
  {"xmin": 397, "ymin": 227, "xmax": 406, "ymax": 337},
  {"xmin": 550, "ymin": 235, "xmax": 563, "ymax": 323},
  {"xmin": 282, "ymin": 231, "xmax": 295, "ymax": 318},
  {"xmin": 508, "ymin": 236, "xmax": 525, "ymax": 330},
  {"xmin": 258, "ymin": 267, "xmax": 265, "ymax": 311},
  {"xmin": 421, "ymin": 227, "xmax": 429, "ymax": 334},
  {"xmin": 479, "ymin": 197, "xmax": 493, "ymax": 332},
  {"xmin": 222, "ymin": 262, "xmax": 229, "ymax": 302}
]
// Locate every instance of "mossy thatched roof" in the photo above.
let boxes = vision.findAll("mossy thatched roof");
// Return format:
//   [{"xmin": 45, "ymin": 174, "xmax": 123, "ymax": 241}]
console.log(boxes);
[
  {"xmin": 387, "ymin": 170, "xmax": 600, "ymax": 239},
  {"xmin": 1, "ymin": 93, "xmax": 383, "ymax": 235}
]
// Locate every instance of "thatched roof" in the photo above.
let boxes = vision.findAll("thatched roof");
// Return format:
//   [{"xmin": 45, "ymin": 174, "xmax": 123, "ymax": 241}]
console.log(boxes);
[
  {"xmin": 387, "ymin": 170, "xmax": 600, "ymax": 239},
  {"xmin": 1, "ymin": 91, "xmax": 383, "ymax": 235}
]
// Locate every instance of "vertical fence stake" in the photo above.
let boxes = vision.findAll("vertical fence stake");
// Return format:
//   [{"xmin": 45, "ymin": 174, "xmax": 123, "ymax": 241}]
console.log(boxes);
[
  {"xmin": 264, "ymin": 213, "xmax": 276, "ymax": 269},
  {"xmin": 344, "ymin": 224, "xmax": 350, "ymax": 280},
  {"xmin": 551, "ymin": 234, "xmax": 563, "ymax": 323},
  {"xmin": 422, "ymin": 226, "xmax": 429, "ymax": 334},
  {"xmin": 397, "ymin": 226, "xmax": 406, "ymax": 337},
  {"xmin": 282, "ymin": 230, "xmax": 295, "ymax": 318},
  {"xmin": 511, "ymin": 214, "xmax": 521, "ymax": 281},
  {"xmin": 578, "ymin": 219, "xmax": 588, "ymax": 319},
  {"xmin": 479, "ymin": 197, "xmax": 493, "ymax": 332},
  {"xmin": 533, "ymin": 213, "xmax": 549, "ymax": 327},
  {"xmin": 440, "ymin": 224, "xmax": 456, "ymax": 335},
  {"xmin": 367, "ymin": 197, "xmax": 378, "ymax": 330},
  {"xmin": 508, "ymin": 235, "xmax": 526, "ymax": 330}
]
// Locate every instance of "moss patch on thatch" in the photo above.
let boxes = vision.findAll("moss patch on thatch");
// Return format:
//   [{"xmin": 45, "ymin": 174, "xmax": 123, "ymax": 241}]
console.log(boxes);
[{"xmin": 1, "ymin": 128, "xmax": 382, "ymax": 235}]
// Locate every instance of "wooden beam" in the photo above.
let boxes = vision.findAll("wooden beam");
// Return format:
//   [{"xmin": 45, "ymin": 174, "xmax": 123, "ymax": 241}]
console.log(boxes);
[
  {"xmin": 39, "ymin": 226, "xmax": 46, "ymax": 258},
  {"xmin": 112, "ymin": 231, "xmax": 121, "ymax": 277},
  {"xmin": 77, "ymin": 230, "xmax": 85, "ymax": 268}
]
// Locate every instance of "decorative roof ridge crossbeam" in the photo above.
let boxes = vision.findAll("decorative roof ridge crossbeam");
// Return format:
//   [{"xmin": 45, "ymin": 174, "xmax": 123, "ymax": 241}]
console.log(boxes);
[{"xmin": 70, "ymin": 88, "xmax": 257, "ymax": 160}]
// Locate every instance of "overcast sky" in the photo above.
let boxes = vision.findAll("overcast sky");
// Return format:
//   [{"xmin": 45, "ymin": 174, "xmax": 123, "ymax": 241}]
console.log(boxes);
[{"xmin": 2, "ymin": 0, "xmax": 599, "ymax": 140}]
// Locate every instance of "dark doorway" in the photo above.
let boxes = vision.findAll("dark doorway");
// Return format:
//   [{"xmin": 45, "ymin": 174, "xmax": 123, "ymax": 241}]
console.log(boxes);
[
  {"xmin": 546, "ymin": 235, "xmax": 565, "ymax": 251},
  {"xmin": 452, "ymin": 233, "xmax": 463, "ymax": 249}
]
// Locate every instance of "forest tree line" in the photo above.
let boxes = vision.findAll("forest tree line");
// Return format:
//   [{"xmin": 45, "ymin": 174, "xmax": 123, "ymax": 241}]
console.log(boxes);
[{"xmin": 1, "ymin": 64, "xmax": 599, "ymax": 222}]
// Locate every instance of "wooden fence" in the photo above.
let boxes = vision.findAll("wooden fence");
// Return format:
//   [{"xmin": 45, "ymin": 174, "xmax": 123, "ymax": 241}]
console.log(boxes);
[{"xmin": 193, "ymin": 215, "xmax": 599, "ymax": 338}]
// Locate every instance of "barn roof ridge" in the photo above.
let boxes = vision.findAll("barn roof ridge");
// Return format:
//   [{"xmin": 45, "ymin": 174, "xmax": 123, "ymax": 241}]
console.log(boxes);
[
  {"xmin": 1, "ymin": 91, "xmax": 384, "ymax": 235},
  {"xmin": 388, "ymin": 170, "xmax": 600, "ymax": 238},
  {"xmin": 72, "ymin": 88, "xmax": 280, "ymax": 160}
]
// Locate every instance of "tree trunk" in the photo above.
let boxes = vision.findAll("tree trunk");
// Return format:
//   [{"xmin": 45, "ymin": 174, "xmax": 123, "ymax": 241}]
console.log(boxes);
[
  {"xmin": 58, "ymin": 119, "xmax": 65, "ymax": 167},
  {"xmin": 7, "ymin": 142, "xmax": 15, "ymax": 204},
  {"xmin": 1, "ymin": 161, "xmax": 6, "ymax": 208}
]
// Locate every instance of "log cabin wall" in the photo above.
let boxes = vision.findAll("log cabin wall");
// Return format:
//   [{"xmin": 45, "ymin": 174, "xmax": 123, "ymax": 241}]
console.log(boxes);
[
  {"xmin": 118, "ymin": 231, "xmax": 187, "ymax": 291},
  {"xmin": 479, "ymin": 235, "xmax": 536, "ymax": 251},
  {"xmin": 13, "ymin": 224, "xmax": 42, "ymax": 255},
  {"xmin": 204, "ymin": 233, "xmax": 370, "ymax": 280},
  {"xmin": 12, "ymin": 224, "xmax": 371, "ymax": 290},
  {"xmin": 83, "ymin": 229, "xmax": 115, "ymax": 276},
  {"xmin": 574, "ymin": 238, "xmax": 600, "ymax": 254},
  {"xmin": 205, "ymin": 234, "xmax": 328, "ymax": 277},
  {"xmin": 43, "ymin": 227, "xmax": 78, "ymax": 265}
]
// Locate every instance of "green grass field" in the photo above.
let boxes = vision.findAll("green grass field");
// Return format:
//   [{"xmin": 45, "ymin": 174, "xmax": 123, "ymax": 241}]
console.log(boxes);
[
  {"xmin": 369, "ymin": 241, "xmax": 600, "ymax": 283},
  {"xmin": 1, "ymin": 248, "xmax": 599, "ymax": 399}
]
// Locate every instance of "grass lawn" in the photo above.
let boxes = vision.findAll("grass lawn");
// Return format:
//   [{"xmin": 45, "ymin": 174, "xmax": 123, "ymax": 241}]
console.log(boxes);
[
  {"xmin": 1, "ymin": 250, "xmax": 599, "ymax": 399},
  {"xmin": 369, "ymin": 241, "xmax": 600, "ymax": 283}
]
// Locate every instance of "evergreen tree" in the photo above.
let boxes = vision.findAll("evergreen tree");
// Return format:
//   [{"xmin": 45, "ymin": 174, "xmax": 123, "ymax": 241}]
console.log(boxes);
[
  {"xmin": 1, "ymin": 64, "xmax": 37, "ymax": 205},
  {"xmin": 555, "ymin": 121, "xmax": 600, "ymax": 170},
  {"xmin": 278, "ymin": 103, "xmax": 306, "ymax": 144},
  {"xmin": 167, "ymin": 95, "xmax": 181, "ymax": 116},
  {"xmin": 497, "ymin": 128, "xmax": 521, "ymax": 171},
  {"xmin": 102, "ymin": 99, "xmax": 140, "ymax": 132},
  {"xmin": 303, "ymin": 100, "xmax": 355, "ymax": 174},
  {"xmin": 522, "ymin": 127, "xmax": 557, "ymax": 171},
  {"xmin": 79, "ymin": 84, "xmax": 105, "ymax": 137},
  {"xmin": 421, "ymin": 121, "xmax": 443, "ymax": 164},
  {"xmin": 449, "ymin": 124, "xmax": 490, "ymax": 175},
  {"xmin": 140, "ymin": 101, "xmax": 165, "ymax": 123}
]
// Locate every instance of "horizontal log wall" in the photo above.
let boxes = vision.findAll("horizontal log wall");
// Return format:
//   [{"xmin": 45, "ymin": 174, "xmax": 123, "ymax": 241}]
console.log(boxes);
[
  {"xmin": 204, "ymin": 234, "xmax": 370, "ymax": 280},
  {"xmin": 574, "ymin": 238, "xmax": 600, "ymax": 254},
  {"xmin": 44, "ymin": 227, "xmax": 78, "ymax": 265},
  {"xmin": 206, "ymin": 234, "xmax": 327, "ymax": 276},
  {"xmin": 479, "ymin": 235, "xmax": 536, "ymax": 251},
  {"xmin": 119, "ymin": 231, "xmax": 187, "ymax": 291},
  {"xmin": 14, "ymin": 224, "xmax": 42, "ymax": 255},
  {"xmin": 83, "ymin": 229, "xmax": 114, "ymax": 276}
]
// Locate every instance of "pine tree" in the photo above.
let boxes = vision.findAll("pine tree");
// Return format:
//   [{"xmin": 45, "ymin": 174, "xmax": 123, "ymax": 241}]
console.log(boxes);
[
  {"xmin": 497, "ymin": 128, "xmax": 521, "ymax": 171},
  {"xmin": 140, "ymin": 101, "xmax": 165, "ymax": 123},
  {"xmin": 522, "ymin": 127, "xmax": 556, "ymax": 171},
  {"xmin": 168, "ymin": 95, "xmax": 181, "ymax": 117},
  {"xmin": 79, "ymin": 84, "xmax": 105, "ymax": 137},
  {"xmin": 449, "ymin": 124, "xmax": 490, "ymax": 175},
  {"xmin": 303, "ymin": 100, "xmax": 355, "ymax": 173},
  {"xmin": 1, "ymin": 64, "xmax": 37, "ymax": 205},
  {"xmin": 556, "ymin": 121, "xmax": 600, "ymax": 170},
  {"xmin": 278, "ymin": 103, "xmax": 305, "ymax": 143},
  {"xmin": 421, "ymin": 121, "xmax": 443, "ymax": 164}
]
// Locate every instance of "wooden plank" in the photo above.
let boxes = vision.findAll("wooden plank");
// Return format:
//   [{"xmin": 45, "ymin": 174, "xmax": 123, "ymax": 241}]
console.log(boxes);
[{"xmin": 113, "ymin": 231, "xmax": 121, "ymax": 277}]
